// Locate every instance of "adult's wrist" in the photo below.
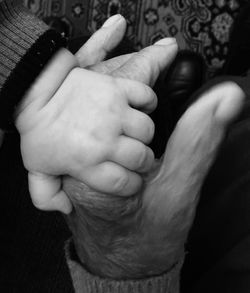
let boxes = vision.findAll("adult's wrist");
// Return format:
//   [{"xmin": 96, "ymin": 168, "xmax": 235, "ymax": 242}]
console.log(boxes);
[
  {"xmin": 65, "ymin": 239, "xmax": 183, "ymax": 293},
  {"xmin": 64, "ymin": 179, "xmax": 184, "ymax": 280}
]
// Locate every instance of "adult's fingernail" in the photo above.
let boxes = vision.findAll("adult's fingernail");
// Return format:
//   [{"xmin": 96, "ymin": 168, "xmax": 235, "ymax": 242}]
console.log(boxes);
[
  {"xmin": 154, "ymin": 38, "xmax": 177, "ymax": 46},
  {"xmin": 102, "ymin": 14, "xmax": 122, "ymax": 28}
]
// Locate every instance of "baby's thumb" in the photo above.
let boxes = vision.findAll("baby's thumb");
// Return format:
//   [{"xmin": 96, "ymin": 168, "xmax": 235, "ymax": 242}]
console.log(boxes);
[{"xmin": 28, "ymin": 172, "xmax": 72, "ymax": 214}]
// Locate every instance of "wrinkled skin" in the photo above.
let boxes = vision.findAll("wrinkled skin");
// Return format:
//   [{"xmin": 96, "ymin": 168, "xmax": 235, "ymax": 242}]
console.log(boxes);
[{"xmin": 63, "ymin": 82, "xmax": 245, "ymax": 280}]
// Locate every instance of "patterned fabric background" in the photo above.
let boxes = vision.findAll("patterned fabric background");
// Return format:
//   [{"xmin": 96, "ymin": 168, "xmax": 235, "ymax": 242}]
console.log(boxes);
[{"xmin": 23, "ymin": 0, "xmax": 242, "ymax": 75}]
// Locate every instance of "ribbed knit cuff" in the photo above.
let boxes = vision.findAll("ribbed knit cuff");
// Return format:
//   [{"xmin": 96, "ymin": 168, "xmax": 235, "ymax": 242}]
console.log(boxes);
[
  {"xmin": 0, "ymin": 0, "xmax": 50, "ymax": 90},
  {"xmin": 65, "ymin": 239, "xmax": 183, "ymax": 293},
  {"xmin": 0, "ymin": 0, "xmax": 66, "ymax": 129}
]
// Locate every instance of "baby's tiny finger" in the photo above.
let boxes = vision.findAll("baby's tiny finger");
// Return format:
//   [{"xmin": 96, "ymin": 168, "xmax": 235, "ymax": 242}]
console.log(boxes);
[
  {"xmin": 82, "ymin": 162, "xmax": 142, "ymax": 196},
  {"xmin": 28, "ymin": 172, "xmax": 72, "ymax": 214}
]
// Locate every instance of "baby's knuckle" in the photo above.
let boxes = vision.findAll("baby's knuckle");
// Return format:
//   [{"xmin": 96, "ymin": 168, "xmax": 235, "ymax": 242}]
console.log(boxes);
[
  {"xmin": 144, "ymin": 86, "xmax": 158, "ymax": 110},
  {"xmin": 144, "ymin": 116, "xmax": 155, "ymax": 141},
  {"xmin": 104, "ymin": 87, "xmax": 121, "ymax": 107},
  {"xmin": 112, "ymin": 173, "xmax": 129, "ymax": 193},
  {"xmin": 135, "ymin": 146, "xmax": 147, "ymax": 169}
]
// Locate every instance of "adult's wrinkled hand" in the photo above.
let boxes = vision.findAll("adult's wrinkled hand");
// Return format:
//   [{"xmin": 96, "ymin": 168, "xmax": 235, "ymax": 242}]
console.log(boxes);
[
  {"xmin": 15, "ymin": 15, "xmax": 177, "ymax": 214},
  {"xmin": 64, "ymin": 82, "xmax": 245, "ymax": 279}
]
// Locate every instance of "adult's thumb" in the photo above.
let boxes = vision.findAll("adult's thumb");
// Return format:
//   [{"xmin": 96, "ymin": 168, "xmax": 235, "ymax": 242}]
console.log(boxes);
[
  {"xmin": 142, "ymin": 82, "xmax": 244, "ymax": 227},
  {"xmin": 156, "ymin": 82, "xmax": 245, "ymax": 199}
]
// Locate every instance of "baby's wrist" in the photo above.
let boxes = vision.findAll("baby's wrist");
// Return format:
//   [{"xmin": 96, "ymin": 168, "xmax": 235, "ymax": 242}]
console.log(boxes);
[{"xmin": 15, "ymin": 48, "xmax": 78, "ymax": 133}]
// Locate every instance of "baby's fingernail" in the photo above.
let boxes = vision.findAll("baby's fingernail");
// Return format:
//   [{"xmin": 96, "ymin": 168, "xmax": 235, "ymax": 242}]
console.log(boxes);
[
  {"xmin": 102, "ymin": 14, "xmax": 123, "ymax": 28},
  {"xmin": 154, "ymin": 38, "xmax": 177, "ymax": 46}
]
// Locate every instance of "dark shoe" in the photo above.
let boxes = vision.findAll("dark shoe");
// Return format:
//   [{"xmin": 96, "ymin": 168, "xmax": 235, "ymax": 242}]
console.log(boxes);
[
  {"xmin": 163, "ymin": 49, "xmax": 205, "ymax": 123},
  {"xmin": 150, "ymin": 50, "xmax": 205, "ymax": 157},
  {"xmin": 222, "ymin": 4, "xmax": 250, "ymax": 75}
]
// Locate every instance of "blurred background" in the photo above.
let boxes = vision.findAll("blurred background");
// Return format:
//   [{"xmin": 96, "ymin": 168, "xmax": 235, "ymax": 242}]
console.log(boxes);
[{"xmin": 23, "ymin": 0, "xmax": 243, "ymax": 76}]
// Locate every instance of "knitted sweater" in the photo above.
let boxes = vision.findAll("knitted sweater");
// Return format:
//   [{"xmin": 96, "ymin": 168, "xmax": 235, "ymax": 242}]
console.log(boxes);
[
  {"xmin": 0, "ymin": 0, "xmax": 65, "ymax": 129},
  {"xmin": 0, "ymin": 1, "xmax": 182, "ymax": 292}
]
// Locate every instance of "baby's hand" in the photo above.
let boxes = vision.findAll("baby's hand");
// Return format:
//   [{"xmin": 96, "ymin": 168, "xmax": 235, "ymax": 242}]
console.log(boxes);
[{"xmin": 15, "ymin": 48, "xmax": 157, "ymax": 214}]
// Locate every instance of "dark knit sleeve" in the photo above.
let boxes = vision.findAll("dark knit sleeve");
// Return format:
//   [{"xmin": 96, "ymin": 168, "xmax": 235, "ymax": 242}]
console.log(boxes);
[
  {"xmin": 0, "ymin": 0, "xmax": 66, "ymax": 129},
  {"xmin": 65, "ymin": 240, "xmax": 183, "ymax": 293}
]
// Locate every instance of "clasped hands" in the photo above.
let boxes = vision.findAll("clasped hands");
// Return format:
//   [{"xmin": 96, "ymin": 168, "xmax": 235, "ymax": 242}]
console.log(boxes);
[
  {"xmin": 16, "ymin": 15, "xmax": 245, "ymax": 278},
  {"xmin": 64, "ymin": 74, "xmax": 245, "ymax": 279},
  {"xmin": 15, "ymin": 14, "xmax": 177, "ymax": 213}
]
